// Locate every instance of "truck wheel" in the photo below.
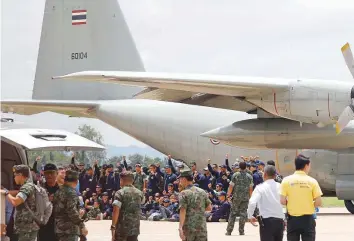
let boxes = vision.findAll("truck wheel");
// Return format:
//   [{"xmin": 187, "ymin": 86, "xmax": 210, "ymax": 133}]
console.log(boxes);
[{"xmin": 344, "ymin": 200, "xmax": 354, "ymax": 214}]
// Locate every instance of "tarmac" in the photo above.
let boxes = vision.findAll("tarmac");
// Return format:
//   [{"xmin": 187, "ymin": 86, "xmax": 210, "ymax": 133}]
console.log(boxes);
[{"xmin": 87, "ymin": 208, "xmax": 353, "ymax": 241}]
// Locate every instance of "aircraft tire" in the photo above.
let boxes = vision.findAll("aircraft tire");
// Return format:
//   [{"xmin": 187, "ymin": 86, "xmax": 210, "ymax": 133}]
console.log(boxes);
[{"xmin": 344, "ymin": 200, "xmax": 354, "ymax": 214}]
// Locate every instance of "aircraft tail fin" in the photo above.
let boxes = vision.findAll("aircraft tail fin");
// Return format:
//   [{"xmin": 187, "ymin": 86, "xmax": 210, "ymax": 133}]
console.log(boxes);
[{"xmin": 32, "ymin": 0, "xmax": 145, "ymax": 100}]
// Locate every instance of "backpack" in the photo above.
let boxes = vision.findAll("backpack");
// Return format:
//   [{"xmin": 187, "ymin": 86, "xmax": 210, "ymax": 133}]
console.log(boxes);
[
  {"xmin": 275, "ymin": 173, "xmax": 283, "ymax": 183},
  {"xmin": 158, "ymin": 174, "xmax": 164, "ymax": 193},
  {"xmin": 25, "ymin": 184, "xmax": 53, "ymax": 226}
]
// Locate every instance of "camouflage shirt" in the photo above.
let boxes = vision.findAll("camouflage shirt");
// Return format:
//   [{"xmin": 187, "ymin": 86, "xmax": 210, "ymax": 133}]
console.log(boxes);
[
  {"xmin": 87, "ymin": 207, "xmax": 101, "ymax": 220},
  {"xmin": 178, "ymin": 185, "xmax": 211, "ymax": 236},
  {"xmin": 133, "ymin": 172, "xmax": 148, "ymax": 191},
  {"xmin": 230, "ymin": 170, "xmax": 253, "ymax": 201},
  {"xmin": 53, "ymin": 185, "xmax": 85, "ymax": 235},
  {"xmin": 14, "ymin": 179, "xmax": 39, "ymax": 233},
  {"xmin": 113, "ymin": 185, "xmax": 144, "ymax": 236}
]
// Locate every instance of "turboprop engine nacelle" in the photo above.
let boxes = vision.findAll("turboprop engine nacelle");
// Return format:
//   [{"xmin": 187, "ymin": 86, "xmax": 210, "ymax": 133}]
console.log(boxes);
[{"xmin": 201, "ymin": 118, "xmax": 354, "ymax": 149}]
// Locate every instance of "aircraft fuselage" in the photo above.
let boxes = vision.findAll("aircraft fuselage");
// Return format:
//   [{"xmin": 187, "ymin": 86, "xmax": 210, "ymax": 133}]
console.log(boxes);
[{"xmin": 91, "ymin": 99, "xmax": 339, "ymax": 195}]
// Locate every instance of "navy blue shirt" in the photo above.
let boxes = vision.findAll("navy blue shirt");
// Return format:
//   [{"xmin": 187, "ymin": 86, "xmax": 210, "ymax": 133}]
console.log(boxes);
[
  {"xmin": 147, "ymin": 173, "xmax": 161, "ymax": 194},
  {"xmin": 252, "ymin": 170, "xmax": 264, "ymax": 189},
  {"xmin": 163, "ymin": 173, "xmax": 177, "ymax": 192},
  {"xmin": 212, "ymin": 201, "xmax": 231, "ymax": 220}
]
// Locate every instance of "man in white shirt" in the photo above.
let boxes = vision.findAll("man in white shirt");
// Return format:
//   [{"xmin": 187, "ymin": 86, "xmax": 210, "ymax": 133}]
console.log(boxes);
[{"xmin": 247, "ymin": 165, "xmax": 285, "ymax": 241}]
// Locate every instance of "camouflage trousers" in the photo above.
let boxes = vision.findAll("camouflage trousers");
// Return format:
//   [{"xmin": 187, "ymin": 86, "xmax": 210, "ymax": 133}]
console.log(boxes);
[
  {"xmin": 226, "ymin": 199, "xmax": 249, "ymax": 234},
  {"xmin": 17, "ymin": 231, "xmax": 38, "ymax": 241},
  {"xmin": 56, "ymin": 233, "xmax": 79, "ymax": 241},
  {"xmin": 184, "ymin": 234, "xmax": 208, "ymax": 241},
  {"xmin": 114, "ymin": 234, "xmax": 138, "ymax": 241}
]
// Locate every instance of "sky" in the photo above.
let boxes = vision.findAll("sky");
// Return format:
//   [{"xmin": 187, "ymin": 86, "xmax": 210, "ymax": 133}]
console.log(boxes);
[{"xmin": 1, "ymin": 0, "xmax": 354, "ymax": 146}]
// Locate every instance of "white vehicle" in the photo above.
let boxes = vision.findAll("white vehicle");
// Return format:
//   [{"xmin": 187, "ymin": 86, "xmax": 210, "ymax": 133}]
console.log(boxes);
[{"xmin": 1, "ymin": 121, "xmax": 105, "ymax": 189}]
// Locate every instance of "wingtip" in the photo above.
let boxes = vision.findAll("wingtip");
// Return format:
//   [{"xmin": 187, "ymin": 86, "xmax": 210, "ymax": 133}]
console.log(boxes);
[{"xmin": 341, "ymin": 42, "xmax": 350, "ymax": 53}]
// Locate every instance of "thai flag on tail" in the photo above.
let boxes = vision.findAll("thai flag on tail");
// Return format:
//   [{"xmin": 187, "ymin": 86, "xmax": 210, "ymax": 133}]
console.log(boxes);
[{"xmin": 72, "ymin": 10, "xmax": 87, "ymax": 25}]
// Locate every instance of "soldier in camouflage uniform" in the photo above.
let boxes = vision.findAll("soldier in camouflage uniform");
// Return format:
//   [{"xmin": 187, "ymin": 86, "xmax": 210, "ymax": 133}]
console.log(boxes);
[
  {"xmin": 111, "ymin": 171, "xmax": 145, "ymax": 241},
  {"xmin": 53, "ymin": 170, "xmax": 88, "ymax": 241},
  {"xmin": 87, "ymin": 201, "xmax": 102, "ymax": 220},
  {"xmin": 226, "ymin": 161, "xmax": 253, "ymax": 236},
  {"xmin": 132, "ymin": 163, "xmax": 148, "ymax": 192},
  {"xmin": 178, "ymin": 169, "xmax": 212, "ymax": 241},
  {"xmin": 3, "ymin": 165, "xmax": 39, "ymax": 241}
]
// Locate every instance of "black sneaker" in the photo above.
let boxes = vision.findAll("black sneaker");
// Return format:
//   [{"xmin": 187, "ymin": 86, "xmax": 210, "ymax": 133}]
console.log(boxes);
[{"xmin": 225, "ymin": 232, "xmax": 231, "ymax": 236}]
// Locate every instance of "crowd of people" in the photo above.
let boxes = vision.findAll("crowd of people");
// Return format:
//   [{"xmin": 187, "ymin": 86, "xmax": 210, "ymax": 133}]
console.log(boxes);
[
  {"xmin": 2, "ymin": 153, "xmax": 283, "ymax": 241},
  {"xmin": 40, "ymin": 154, "xmax": 281, "ymax": 223}
]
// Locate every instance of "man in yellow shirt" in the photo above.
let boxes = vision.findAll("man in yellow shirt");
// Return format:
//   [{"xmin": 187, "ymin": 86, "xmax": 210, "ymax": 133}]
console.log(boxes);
[{"xmin": 280, "ymin": 154, "xmax": 322, "ymax": 241}]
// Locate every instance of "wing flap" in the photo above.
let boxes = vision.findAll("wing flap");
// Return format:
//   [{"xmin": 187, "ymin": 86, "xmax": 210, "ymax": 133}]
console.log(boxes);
[
  {"xmin": 134, "ymin": 88, "xmax": 196, "ymax": 102},
  {"xmin": 54, "ymin": 71, "xmax": 291, "ymax": 97},
  {"xmin": 1, "ymin": 100, "xmax": 98, "ymax": 117}
]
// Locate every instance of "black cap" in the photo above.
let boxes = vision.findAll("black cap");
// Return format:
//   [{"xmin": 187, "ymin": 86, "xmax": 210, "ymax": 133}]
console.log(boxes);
[
  {"xmin": 96, "ymin": 184, "xmax": 102, "ymax": 188},
  {"xmin": 168, "ymin": 183, "xmax": 174, "ymax": 186},
  {"xmin": 218, "ymin": 191, "xmax": 227, "ymax": 196},
  {"xmin": 102, "ymin": 192, "xmax": 109, "ymax": 196},
  {"xmin": 220, "ymin": 164, "xmax": 227, "ymax": 168},
  {"xmin": 165, "ymin": 165, "xmax": 171, "ymax": 169},
  {"xmin": 102, "ymin": 164, "xmax": 107, "ymax": 169},
  {"xmin": 107, "ymin": 164, "xmax": 113, "ymax": 168},
  {"xmin": 43, "ymin": 163, "xmax": 57, "ymax": 172}
]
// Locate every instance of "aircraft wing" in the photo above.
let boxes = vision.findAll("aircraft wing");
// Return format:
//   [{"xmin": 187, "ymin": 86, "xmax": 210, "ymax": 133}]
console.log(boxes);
[
  {"xmin": 54, "ymin": 71, "xmax": 291, "ymax": 99},
  {"xmin": 1, "ymin": 100, "xmax": 99, "ymax": 117}
]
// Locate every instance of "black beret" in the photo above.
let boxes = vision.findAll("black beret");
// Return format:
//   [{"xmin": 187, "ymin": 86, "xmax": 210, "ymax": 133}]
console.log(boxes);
[{"xmin": 179, "ymin": 170, "xmax": 193, "ymax": 178}]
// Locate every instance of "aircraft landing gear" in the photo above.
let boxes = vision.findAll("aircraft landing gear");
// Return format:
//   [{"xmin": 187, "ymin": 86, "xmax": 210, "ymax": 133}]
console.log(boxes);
[{"xmin": 344, "ymin": 200, "xmax": 354, "ymax": 214}]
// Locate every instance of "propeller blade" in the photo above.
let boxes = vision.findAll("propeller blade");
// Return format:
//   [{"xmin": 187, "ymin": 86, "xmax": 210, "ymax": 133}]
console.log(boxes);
[
  {"xmin": 341, "ymin": 42, "xmax": 354, "ymax": 78},
  {"xmin": 335, "ymin": 105, "xmax": 354, "ymax": 134}
]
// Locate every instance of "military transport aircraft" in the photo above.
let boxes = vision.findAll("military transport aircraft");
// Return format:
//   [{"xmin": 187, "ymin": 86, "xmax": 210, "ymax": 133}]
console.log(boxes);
[{"xmin": 1, "ymin": 0, "xmax": 354, "ymax": 213}]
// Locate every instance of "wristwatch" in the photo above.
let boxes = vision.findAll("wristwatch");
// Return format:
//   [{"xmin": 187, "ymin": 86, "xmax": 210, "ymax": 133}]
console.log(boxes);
[{"xmin": 110, "ymin": 225, "xmax": 116, "ymax": 230}]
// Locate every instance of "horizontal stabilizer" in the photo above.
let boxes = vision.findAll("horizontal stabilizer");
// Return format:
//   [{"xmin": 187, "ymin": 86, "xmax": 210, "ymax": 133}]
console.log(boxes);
[{"xmin": 1, "ymin": 100, "xmax": 99, "ymax": 117}]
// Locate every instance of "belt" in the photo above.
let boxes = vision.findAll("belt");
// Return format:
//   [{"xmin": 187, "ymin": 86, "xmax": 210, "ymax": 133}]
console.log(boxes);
[{"xmin": 287, "ymin": 214, "xmax": 313, "ymax": 220}]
